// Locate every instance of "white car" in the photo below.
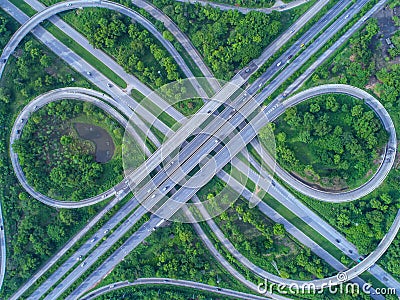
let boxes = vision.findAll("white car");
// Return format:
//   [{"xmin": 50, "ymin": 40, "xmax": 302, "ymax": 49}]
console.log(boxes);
[{"xmin": 276, "ymin": 61, "xmax": 282, "ymax": 67}]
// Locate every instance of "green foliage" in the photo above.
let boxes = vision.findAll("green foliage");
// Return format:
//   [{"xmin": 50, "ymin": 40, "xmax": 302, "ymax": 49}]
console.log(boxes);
[
  {"xmin": 153, "ymin": 0, "xmax": 284, "ymax": 79},
  {"xmin": 62, "ymin": 8, "xmax": 181, "ymax": 87},
  {"xmin": 273, "ymin": 94, "xmax": 387, "ymax": 189},
  {"xmin": 102, "ymin": 223, "xmax": 240, "ymax": 289},
  {"xmin": 0, "ymin": 14, "xmax": 13, "ymax": 47},
  {"xmin": 214, "ymin": 200, "xmax": 333, "ymax": 280},
  {"xmin": 13, "ymin": 100, "xmax": 123, "ymax": 200}
]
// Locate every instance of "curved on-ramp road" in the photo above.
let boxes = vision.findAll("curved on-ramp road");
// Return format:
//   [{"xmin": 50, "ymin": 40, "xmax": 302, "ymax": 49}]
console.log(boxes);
[
  {"xmin": 9, "ymin": 87, "xmax": 145, "ymax": 208},
  {"xmin": 268, "ymin": 84, "xmax": 397, "ymax": 202},
  {"xmin": 79, "ymin": 278, "xmax": 274, "ymax": 300}
]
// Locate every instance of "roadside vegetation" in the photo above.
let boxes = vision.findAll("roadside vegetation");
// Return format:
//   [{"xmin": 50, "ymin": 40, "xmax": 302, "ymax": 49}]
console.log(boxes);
[
  {"xmin": 0, "ymin": 16, "xmax": 105, "ymax": 297},
  {"xmin": 152, "ymin": 0, "xmax": 292, "ymax": 80},
  {"xmin": 213, "ymin": 199, "xmax": 335, "ymax": 280},
  {"xmin": 269, "ymin": 94, "xmax": 387, "ymax": 190},
  {"xmin": 98, "ymin": 222, "xmax": 250, "ymax": 293},
  {"xmin": 60, "ymin": 8, "xmax": 182, "ymax": 89},
  {"xmin": 197, "ymin": 0, "xmax": 276, "ymax": 8},
  {"xmin": 12, "ymin": 100, "xmax": 124, "ymax": 201}
]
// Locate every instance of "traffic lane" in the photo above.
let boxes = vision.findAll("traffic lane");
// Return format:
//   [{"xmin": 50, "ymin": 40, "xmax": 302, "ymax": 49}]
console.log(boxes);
[
  {"xmin": 80, "ymin": 278, "xmax": 273, "ymax": 300},
  {"xmin": 43, "ymin": 204, "xmax": 151, "ymax": 300},
  {"xmin": 28, "ymin": 197, "xmax": 140, "ymax": 299},
  {"xmin": 249, "ymin": 0, "xmax": 350, "ymax": 94}
]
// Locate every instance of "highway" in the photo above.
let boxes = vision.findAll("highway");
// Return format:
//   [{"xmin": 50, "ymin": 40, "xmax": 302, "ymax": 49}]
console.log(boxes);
[
  {"xmin": 1, "ymin": 0, "xmax": 398, "ymax": 296},
  {"xmin": 2, "ymin": 0, "xmax": 340, "ymax": 214},
  {"xmin": 66, "ymin": 81, "xmax": 398, "ymax": 298},
  {"xmin": 16, "ymin": 88, "xmax": 394, "ymax": 299},
  {"xmin": 14, "ymin": 0, "xmax": 396, "ymax": 296}
]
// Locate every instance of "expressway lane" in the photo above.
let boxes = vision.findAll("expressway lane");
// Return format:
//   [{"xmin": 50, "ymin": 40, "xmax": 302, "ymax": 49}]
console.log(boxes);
[
  {"xmin": 67, "ymin": 76, "xmax": 400, "ymax": 296},
  {"xmin": 80, "ymin": 278, "xmax": 275, "ymax": 300},
  {"xmin": 90, "ymin": 0, "xmax": 363, "ymax": 233}
]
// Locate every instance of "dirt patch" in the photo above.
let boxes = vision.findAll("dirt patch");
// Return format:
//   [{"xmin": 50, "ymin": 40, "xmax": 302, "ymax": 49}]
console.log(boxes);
[{"xmin": 74, "ymin": 123, "xmax": 115, "ymax": 163}]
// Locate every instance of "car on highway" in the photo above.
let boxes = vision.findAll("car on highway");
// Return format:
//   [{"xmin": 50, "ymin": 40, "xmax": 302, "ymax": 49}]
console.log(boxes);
[
  {"xmin": 86, "ymin": 71, "xmax": 92, "ymax": 76},
  {"xmin": 357, "ymin": 256, "xmax": 365, "ymax": 262},
  {"xmin": 162, "ymin": 186, "xmax": 169, "ymax": 192},
  {"xmin": 104, "ymin": 229, "xmax": 110, "ymax": 234},
  {"xmin": 81, "ymin": 262, "xmax": 86, "ymax": 267},
  {"xmin": 345, "ymin": 14, "xmax": 349, "ymax": 19},
  {"xmin": 77, "ymin": 255, "xmax": 83, "ymax": 261},
  {"xmin": 290, "ymin": 30, "xmax": 295, "ymax": 34},
  {"xmin": 90, "ymin": 237, "xmax": 97, "ymax": 243},
  {"xmin": 300, "ymin": 43, "xmax": 305, "ymax": 48},
  {"xmin": 287, "ymin": 55, "xmax": 293, "ymax": 60},
  {"xmin": 151, "ymin": 194, "xmax": 156, "ymax": 199},
  {"xmin": 276, "ymin": 61, "xmax": 282, "ymax": 67},
  {"xmin": 66, "ymin": 2, "xmax": 72, "ymax": 6},
  {"xmin": 107, "ymin": 83, "xmax": 112, "ymax": 88}
]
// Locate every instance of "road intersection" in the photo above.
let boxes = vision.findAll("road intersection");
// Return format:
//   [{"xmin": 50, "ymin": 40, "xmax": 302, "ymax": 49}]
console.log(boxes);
[{"xmin": 0, "ymin": 0, "xmax": 399, "ymax": 299}]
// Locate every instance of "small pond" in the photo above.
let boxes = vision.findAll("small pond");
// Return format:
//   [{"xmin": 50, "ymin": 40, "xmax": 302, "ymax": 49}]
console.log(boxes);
[{"xmin": 74, "ymin": 122, "xmax": 115, "ymax": 163}]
